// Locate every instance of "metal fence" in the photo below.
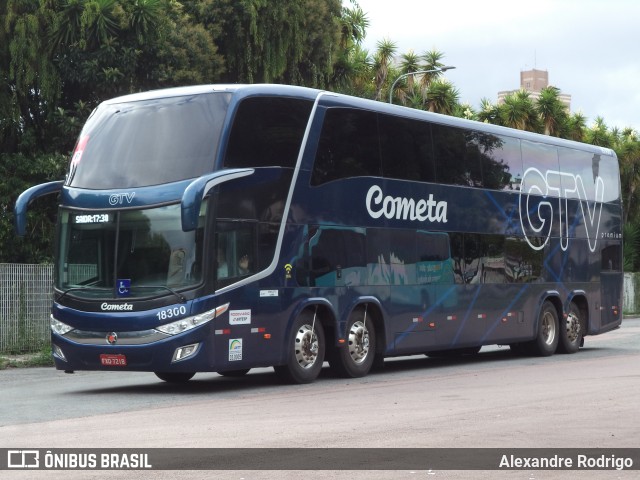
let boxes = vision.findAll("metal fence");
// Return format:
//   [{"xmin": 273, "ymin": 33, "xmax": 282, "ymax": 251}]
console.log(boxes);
[{"xmin": 0, "ymin": 264, "xmax": 53, "ymax": 354}]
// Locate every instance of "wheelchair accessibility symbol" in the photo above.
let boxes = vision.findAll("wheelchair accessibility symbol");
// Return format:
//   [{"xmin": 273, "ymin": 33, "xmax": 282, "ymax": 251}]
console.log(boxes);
[{"xmin": 117, "ymin": 279, "xmax": 131, "ymax": 297}]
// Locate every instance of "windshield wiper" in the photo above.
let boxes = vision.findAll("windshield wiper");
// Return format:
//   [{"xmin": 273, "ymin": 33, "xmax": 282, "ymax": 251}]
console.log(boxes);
[
  {"xmin": 57, "ymin": 285, "xmax": 187, "ymax": 303},
  {"xmin": 56, "ymin": 286, "xmax": 112, "ymax": 302}
]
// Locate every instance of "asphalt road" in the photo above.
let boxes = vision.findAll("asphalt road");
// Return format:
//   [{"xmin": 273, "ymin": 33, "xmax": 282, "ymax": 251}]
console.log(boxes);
[{"xmin": 1, "ymin": 318, "xmax": 639, "ymax": 480}]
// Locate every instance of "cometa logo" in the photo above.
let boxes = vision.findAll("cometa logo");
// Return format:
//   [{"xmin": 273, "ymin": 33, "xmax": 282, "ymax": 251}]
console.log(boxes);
[
  {"xmin": 365, "ymin": 185, "xmax": 448, "ymax": 223},
  {"xmin": 100, "ymin": 303, "xmax": 134, "ymax": 311}
]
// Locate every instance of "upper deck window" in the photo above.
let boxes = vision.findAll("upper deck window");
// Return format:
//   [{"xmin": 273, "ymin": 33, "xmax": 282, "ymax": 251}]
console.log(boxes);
[
  {"xmin": 224, "ymin": 97, "xmax": 314, "ymax": 169},
  {"xmin": 67, "ymin": 93, "xmax": 231, "ymax": 189}
]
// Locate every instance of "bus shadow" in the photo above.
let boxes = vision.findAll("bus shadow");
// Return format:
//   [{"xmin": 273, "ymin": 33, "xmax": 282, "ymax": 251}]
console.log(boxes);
[{"xmin": 67, "ymin": 344, "xmax": 625, "ymax": 397}]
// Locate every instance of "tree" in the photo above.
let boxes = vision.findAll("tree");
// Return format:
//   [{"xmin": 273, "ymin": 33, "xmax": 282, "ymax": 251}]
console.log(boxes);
[
  {"xmin": 192, "ymin": 0, "xmax": 342, "ymax": 86},
  {"xmin": 1, "ymin": 0, "xmax": 60, "ymax": 153},
  {"xmin": 616, "ymin": 130, "xmax": 640, "ymax": 224},
  {"xmin": 419, "ymin": 49, "xmax": 446, "ymax": 91},
  {"xmin": 372, "ymin": 38, "xmax": 397, "ymax": 101},
  {"xmin": 565, "ymin": 111, "xmax": 587, "ymax": 142},
  {"xmin": 536, "ymin": 86, "xmax": 568, "ymax": 137},
  {"xmin": 328, "ymin": 2, "xmax": 370, "ymax": 94},
  {"xmin": 498, "ymin": 90, "xmax": 539, "ymax": 132},
  {"xmin": 584, "ymin": 117, "xmax": 613, "ymax": 147},
  {"xmin": 425, "ymin": 79, "xmax": 459, "ymax": 114}
]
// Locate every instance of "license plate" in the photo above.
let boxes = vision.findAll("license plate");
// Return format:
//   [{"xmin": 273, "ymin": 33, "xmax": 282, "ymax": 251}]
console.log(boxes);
[{"xmin": 100, "ymin": 354, "xmax": 127, "ymax": 366}]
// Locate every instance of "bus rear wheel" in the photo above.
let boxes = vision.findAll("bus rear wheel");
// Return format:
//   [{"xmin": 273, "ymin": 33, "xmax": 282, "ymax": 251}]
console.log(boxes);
[
  {"xmin": 558, "ymin": 302, "xmax": 583, "ymax": 354},
  {"xmin": 155, "ymin": 372, "xmax": 195, "ymax": 383},
  {"xmin": 329, "ymin": 308, "xmax": 376, "ymax": 378},
  {"xmin": 528, "ymin": 301, "xmax": 559, "ymax": 356},
  {"xmin": 274, "ymin": 310, "xmax": 325, "ymax": 384}
]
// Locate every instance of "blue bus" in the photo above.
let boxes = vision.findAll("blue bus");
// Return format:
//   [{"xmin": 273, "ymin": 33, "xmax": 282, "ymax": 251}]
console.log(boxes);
[{"xmin": 15, "ymin": 84, "xmax": 623, "ymax": 384}]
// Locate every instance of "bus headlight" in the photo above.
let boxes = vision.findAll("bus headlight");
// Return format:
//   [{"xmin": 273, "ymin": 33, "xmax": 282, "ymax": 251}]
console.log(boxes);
[
  {"xmin": 156, "ymin": 303, "xmax": 229, "ymax": 336},
  {"xmin": 51, "ymin": 315, "xmax": 74, "ymax": 336}
]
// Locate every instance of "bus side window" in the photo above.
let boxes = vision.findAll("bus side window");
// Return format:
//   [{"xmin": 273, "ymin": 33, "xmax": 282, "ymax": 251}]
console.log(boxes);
[
  {"xmin": 431, "ymin": 124, "xmax": 466, "ymax": 186},
  {"xmin": 311, "ymin": 108, "xmax": 381, "ymax": 185},
  {"xmin": 601, "ymin": 244, "xmax": 621, "ymax": 272},
  {"xmin": 379, "ymin": 114, "xmax": 436, "ymax": 183}
]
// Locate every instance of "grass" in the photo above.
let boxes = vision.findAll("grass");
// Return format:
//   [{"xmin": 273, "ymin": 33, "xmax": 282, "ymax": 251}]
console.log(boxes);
[{"xmin": 0, "ymin": 345, "xmax": 54, "ymax": 369}]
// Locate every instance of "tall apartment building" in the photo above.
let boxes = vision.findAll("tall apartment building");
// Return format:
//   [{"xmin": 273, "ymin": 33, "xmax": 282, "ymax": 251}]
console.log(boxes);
[{"xmin": 498, "ymin": 68, "xmax": 571, "ymax": 110}]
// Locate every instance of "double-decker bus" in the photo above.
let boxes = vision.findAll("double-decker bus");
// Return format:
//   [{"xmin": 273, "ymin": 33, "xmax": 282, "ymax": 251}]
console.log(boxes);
[{"xmin": 15, "ymin": 84, "xmax": 623, "ymax": 384}]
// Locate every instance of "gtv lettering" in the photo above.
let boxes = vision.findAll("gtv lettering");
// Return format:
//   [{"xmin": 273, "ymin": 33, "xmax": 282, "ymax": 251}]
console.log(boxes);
[
  {"xmin": 109, "ymin": 192, "xmax": 136, "ymax": 205},
  {"xmin": 519, "ymin": 168, "xmax": 604, "ymax": 252},
  {"xmin": 366, "ymin": 185, "xmax": 448, "ymax": 223}
]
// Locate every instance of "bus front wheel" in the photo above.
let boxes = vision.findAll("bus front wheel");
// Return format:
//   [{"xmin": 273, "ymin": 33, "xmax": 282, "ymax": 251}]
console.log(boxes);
[
  {"xmin": 154, "ymin": 372, "xmax": 195, "ymax": 383},
  {"xmin": 329, "ymin": 308, "xmax": 376, "ymax": 378},
  {"xmin": 274, "ymin": 310, "xmax": 325, "ymax": 384}
]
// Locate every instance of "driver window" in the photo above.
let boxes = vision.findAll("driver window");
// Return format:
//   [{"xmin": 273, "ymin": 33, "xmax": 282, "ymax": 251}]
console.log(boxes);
[{"xmin": 215, "ymin": 221, "xmax": 256, "ymax": 288}]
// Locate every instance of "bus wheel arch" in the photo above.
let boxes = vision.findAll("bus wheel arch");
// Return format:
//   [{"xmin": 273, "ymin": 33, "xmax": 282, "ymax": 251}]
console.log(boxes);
[
  {"xmin": 329, "ymin": 302, "xmax": 382, "ymax": 378},
  {"xmin": 558, "ymin": 296, "xmax": 587, "ymax": 354},
  {"xmin": 274, "ymin": 305, "xmax": 329, "ymax": 384}
]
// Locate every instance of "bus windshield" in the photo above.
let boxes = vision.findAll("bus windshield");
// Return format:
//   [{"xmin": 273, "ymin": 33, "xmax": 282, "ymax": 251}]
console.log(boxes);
[
  {"xmin": 67, "ymin": 92, "xmax": 231, "ymax": 189},
  {"xmin": 56, "ymin": 203, "xmax": 205, "ymax": 299}
]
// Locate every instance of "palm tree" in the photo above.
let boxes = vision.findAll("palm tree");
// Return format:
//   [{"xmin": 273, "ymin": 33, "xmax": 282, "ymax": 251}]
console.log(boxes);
[
  {"xmin": 338, "ymin": 3, "xmax": 369, "ymax": 50},
  {"xmin": 372, "ymin": 38, "xmax": 397, "ymax": 101},
  {"xmin": 425, "ymin": 79, "xmax": 459, "ymax": 115},
  {"xmin": 477, "ymin": 98, "xmax": 500, "ymax": 125},
  {"xmin": 419, "ymin": 49, "xmax": 445, "ymax": 91},
  {"xmin": 585, "ymin": 117, "xmax": 613, "ymax": 147},
  {"xmin": 565, "ymin": 111, "xmax": 587, "ymax": 142},
  {"xmin": 390, "ymin": 49, "xmax": 421, "ymax": 105},
  {"xmin": 331, "ymin": 3, "xmax": 371, "ymax": 93},
  {"xmin": 499, "ymin": 90, "xmax": 539, "ymax": 132},
  {"xmin": 536, "ymin": 86, "xmax": 568, "ymax": 137}
]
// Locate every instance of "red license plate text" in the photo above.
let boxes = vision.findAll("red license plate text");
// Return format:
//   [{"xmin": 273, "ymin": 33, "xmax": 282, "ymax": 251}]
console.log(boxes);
[{"xmin": 100, "ymin": 354, "xmax": 127, "ymax": 366}]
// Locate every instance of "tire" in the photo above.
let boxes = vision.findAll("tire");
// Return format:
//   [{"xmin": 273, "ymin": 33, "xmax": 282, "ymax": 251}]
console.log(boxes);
[
  {"xmin": 217, "ymin": 369, "xmax": 250, "ymax": 377},
  {"xmin": 557, "ymin": 302, "xmax": 583, "ymax": 354},
  {"xmin": 274, "ymin": 310, "xmax": 325, "ymax": 384},
  {"xmin": 154, "ymin": 372, "xmax": 195, "ymax": 383},
  {"xmin": 329, "ymin": 308, "xmax": 376, "ymax": 378},
  {"xmin": 528, "ymin": 301, "xmax": 559, "ymax": 356}
]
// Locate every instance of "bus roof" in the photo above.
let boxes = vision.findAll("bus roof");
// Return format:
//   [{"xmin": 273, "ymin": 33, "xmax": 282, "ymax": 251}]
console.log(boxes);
[
  {"xmin": 102, "ymin": 84, "xmax": 322, "ymax": 105},
  {"xmin": 103, "ymin": 83, "xmax": 615, "ymax": 158}
]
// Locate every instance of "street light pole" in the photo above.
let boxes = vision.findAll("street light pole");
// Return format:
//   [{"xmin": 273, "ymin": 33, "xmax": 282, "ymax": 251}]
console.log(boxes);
[{"xmin": 388, "ymin": 66, "xmax": 456, "ymax": 104}]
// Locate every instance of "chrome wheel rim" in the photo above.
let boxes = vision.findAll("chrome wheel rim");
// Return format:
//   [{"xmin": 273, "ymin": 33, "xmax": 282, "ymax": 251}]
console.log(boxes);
[
  {"xmin": 541, "ymin": 311, "xmax": 557, "ymax": 346},
  {"xmin": 294, "ymin": 324, "xmax": 319, "ymax": 369},
  {"xmin": 348, "ymin": 320, "xmax": 370, "ymax": 364},
  {"xmin": 565, "ymin": 312, "xmax": 581, "ymax": 343}
]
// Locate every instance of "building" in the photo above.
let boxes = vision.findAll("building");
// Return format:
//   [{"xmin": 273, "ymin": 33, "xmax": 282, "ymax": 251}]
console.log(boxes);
[{"xmin": 498, "ymin": 68, "xmax": 571, "ymax": 111}]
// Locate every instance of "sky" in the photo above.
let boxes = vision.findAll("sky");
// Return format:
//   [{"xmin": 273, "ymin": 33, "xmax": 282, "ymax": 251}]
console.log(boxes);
[{"xmin": 356, "ymin": 0, "xmax": 640, "ymax": 131}]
